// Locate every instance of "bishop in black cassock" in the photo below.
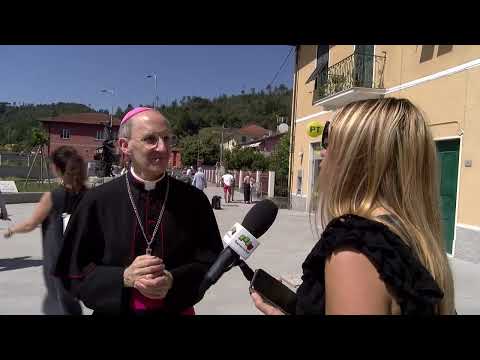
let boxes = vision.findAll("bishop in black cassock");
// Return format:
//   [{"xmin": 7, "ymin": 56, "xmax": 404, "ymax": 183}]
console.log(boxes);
[{"xmin": 55, "ymin": 107, "xmax": 223, "ymax": 315}]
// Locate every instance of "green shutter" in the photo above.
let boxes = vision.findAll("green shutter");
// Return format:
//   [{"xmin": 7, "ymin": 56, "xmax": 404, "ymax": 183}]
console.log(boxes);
[
  {"xmin": 436, "ymin": 139, "xmax": 460, "ymax": 254},
  {"xmin": 354, "ymin": 45, "xmax": 374, "ymax": 88}
]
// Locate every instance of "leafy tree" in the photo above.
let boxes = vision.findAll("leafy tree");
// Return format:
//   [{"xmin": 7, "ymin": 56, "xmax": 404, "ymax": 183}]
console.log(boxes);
[
  {"xmin": 30, "ymin": 128, "xmax": 49, "ymax": 147},
  {"xmin": 269, "ymin": 132, "xmax": 290, "ymax": 177},
  {"xmin": 179, "ymin": 131, "xmax": 220, "ymax": 166},
  {"xmin": 114, "ymin": 106, "xmax": 123, "ymax": 117},
  {"xmin": 224, "ymin": 147, "xmax": 269, "ymax": 171}
]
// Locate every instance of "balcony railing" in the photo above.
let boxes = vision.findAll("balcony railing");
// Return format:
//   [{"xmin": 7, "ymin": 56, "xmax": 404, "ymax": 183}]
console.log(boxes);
[{"xmin": 313, "ymin": 52, "xmax": 386, "ymax": 102}]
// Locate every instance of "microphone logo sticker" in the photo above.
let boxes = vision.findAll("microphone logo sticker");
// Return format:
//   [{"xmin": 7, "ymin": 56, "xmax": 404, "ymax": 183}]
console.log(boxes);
[
  {"xmin": 224, "ymin": 222, "xmax": 260, "ymax": 260},
  {"xmin": 237, "ymin": 235, "xmax": 254, "ymax": 251}
]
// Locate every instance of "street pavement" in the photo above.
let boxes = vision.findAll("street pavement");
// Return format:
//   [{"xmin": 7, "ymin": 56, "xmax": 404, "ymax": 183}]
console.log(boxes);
[{"xmin": 0, "ymin": 183, "xmax": 479, "ymax": 315}]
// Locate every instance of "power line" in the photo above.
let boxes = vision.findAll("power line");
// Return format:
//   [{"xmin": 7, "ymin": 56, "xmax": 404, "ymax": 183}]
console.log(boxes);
[{"xmin": 266, "ymin": 47, "xmax": 294, "ymax": 89}]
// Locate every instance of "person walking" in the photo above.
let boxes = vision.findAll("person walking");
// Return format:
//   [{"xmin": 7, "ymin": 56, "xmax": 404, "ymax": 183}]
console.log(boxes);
[
  {"xmin": 192, "ymin": 167, "xmax": 207, "ymax": 192},
  {"xmin": 243, "ymin": 172, "xmax": 251, "ymax": 204},
  {"xmin": 4, "ymin": 146, "xmax": 87, "ymax": 315}
]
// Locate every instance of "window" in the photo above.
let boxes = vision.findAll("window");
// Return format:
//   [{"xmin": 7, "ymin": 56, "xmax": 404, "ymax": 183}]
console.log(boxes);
[
  {"xmin": 420, "ymin": 45, "xmax": 435, "ymax": 63},
  {"xmin": 296, "ymin": 170, "xmax": 302, "ymax": 195},
  {"xmin": 96, "ymin": 130, "xmax": 105, "ymax": 141},
  {"xmin": 61, "ymin": 129, "xmax": 71, "ymax": 139},
  {"xmin": 437, "ymin": 45, "xmax": 453, "ymax": 56},
  {"xmin": 314, "ymin": 45, "xmax": 329, "ymax": 90}
]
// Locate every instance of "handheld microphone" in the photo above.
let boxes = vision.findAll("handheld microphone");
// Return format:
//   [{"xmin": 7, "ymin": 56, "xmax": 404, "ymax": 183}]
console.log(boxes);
[{"xmin": 199, "ymin": 199, "xmax": 278, "ymax": 294}]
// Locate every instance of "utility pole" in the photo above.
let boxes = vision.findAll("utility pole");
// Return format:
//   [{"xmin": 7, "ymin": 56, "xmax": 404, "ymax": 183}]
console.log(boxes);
[
  {"xmin": 146, "ymin": 73, "xmax": 158, "ymax": 109},
  {"xmin": 197, "ymin": 138, "xmax": 201, "ymax": 168},
  {"xmin": 220, "ymin": 123, "xmax": 224, "ymax": 165}
]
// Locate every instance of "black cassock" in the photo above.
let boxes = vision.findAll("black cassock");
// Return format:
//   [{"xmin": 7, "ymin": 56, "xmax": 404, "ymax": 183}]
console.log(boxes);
[{"xmin": 55, "ymin": 171, "xmax": 223, "ymax": 314}]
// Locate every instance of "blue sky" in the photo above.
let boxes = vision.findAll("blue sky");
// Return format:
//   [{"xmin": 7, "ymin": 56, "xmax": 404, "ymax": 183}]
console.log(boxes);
[{"xmin": 0, "ymin": 45, "xmax": 294, "ymax": 111}]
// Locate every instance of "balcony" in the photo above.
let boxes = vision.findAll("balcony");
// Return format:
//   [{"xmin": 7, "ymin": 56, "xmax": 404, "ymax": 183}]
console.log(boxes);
[{"xmin": 312, "ymin": 52, "xmax": 387, "ymax": 109}]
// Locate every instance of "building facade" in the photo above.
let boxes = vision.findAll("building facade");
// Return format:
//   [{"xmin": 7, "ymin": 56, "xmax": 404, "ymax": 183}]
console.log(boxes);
[
  {"xmin": 41, "ymin": 113, "xmax": 120, "ymax": 162},
  {"xmin": 289, "ymin": 45, "xmax": 480, "ymax": 262},
  {"xmin": 42, "ymin": 112, "xmax": 183, "ymax": 171},
  {"xmin": 241, "ymin": 133, "xmax": 286, "ymax": 154},
  {"xmin": 222, "ymin": 124, "xmax": 272, "ymax": 151}
]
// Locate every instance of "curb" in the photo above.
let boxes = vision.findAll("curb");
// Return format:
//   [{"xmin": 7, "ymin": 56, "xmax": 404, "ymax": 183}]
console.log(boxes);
[{"xmin": 2, "ymin": 192, "xmax": 44, "ymax": 204}]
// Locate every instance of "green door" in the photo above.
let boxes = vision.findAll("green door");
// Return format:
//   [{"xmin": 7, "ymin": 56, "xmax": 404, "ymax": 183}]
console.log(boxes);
[{"xmin": 436, "ymin": 139, "xmax": 460, "ymax": 254}]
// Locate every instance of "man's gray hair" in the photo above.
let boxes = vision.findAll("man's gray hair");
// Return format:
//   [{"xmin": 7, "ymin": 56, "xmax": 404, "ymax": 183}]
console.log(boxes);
[{"xmin": 118, "ymin": 121, "xmax": 133, "ymax": 139}]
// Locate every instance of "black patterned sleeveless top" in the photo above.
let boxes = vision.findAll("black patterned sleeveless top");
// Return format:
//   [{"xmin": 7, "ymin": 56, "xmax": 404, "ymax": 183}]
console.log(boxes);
[{"xmin": 295, "ymin": 214, "xmax": 444, "ymax": 315}]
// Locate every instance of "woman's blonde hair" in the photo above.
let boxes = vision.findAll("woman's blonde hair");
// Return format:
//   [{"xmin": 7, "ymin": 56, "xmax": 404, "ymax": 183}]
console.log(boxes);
[{"xmin": 312, "ymin": 97, "xmax": 455, "ymax": 314}]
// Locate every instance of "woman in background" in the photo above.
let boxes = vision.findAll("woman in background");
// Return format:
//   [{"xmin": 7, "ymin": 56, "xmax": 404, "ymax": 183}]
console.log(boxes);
[
  {"xmin": 243, "ymin": 172, "xmax": 251, "ymax": 204},
  {"xmin": 4, "ymin": 146, "xmax": 87, "ymax": 315}
]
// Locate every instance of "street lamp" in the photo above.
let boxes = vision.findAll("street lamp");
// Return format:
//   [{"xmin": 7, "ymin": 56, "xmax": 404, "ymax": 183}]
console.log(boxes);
[
  {"xmin": 145, "ymin": 73, "xmax": 158, "ymax": 109},
  {"xmin": 100, "ymin": 88, "xmax": 115, "ymax": 127}
]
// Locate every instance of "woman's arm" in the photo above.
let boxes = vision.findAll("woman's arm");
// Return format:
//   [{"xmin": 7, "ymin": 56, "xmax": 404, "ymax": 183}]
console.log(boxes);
[
  {"xmin": 4, "ymin": 192, "xmax": 52, "ymax": 237},
  {"xmin": 324, "ymin": 249, "xmax": 391, "ymax": 315}
]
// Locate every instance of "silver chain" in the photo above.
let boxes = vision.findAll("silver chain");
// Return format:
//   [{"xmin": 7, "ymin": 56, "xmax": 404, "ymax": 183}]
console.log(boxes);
[{"xmin": 125, "ymin": 174, "xmax": 170, "ymax": 254}]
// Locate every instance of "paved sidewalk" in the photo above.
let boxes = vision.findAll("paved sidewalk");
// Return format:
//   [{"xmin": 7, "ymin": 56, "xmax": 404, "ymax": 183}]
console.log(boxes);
[{"xmin": 0, "ymin": 183, "xmax": 478, "ymax": 314}]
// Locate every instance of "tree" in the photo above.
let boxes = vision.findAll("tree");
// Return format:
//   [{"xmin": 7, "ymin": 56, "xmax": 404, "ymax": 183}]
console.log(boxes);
[
  {"xmin": 224, "ymin": 147, "xmax": 269, "ymax": 171},
  {"xmin": 30, "ymin": 127, "xmax": 49, "ymax": 147},
  {"xmin": 114, "ymin": 106, "xmax": 123, "ymax": 117},
  {"xmin": 179, "ymin": 132, "xmax": 220, "ymax": 166},
  {"xmin": 269, "ymin": 132, "xmax": 290, "ymax": 177}
]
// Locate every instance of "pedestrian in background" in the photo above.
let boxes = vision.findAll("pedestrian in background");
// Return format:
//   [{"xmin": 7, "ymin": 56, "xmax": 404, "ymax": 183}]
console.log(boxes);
[
  {"xmin": 192, "ymin": 167, "xmax": 207, "ymax": 192},
  {"xmin": 243, "ymin": 172, "xmax": 251, "ymax": 204},
  {"xmin": 4, "ymin": 146, "xmax": 87, "ymax": 315}
]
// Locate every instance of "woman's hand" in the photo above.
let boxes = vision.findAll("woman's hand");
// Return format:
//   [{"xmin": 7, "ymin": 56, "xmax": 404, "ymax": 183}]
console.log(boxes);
[
  {"xmin": 3, "ymin": 228, "xmax": 13, "ymax": 238},
  {"xmin": 250, "ymin": 291, "xmax": 285, "ymax": 315}
]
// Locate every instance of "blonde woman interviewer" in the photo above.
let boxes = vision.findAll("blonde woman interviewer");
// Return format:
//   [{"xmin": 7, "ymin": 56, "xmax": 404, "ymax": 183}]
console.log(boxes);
[{"xmin": 251, "ymin": 98, "xmax": 455, "ymax": 315}]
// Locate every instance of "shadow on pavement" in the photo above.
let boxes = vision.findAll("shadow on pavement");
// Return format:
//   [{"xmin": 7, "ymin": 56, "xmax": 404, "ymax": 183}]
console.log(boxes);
[{"xmin": 0, "ymin": 256, "xmax": 43, "ymax": 272}]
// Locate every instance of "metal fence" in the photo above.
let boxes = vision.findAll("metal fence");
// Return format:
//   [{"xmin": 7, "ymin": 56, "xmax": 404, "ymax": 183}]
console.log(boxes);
[
  {"xmin": 313, "ymin": 52, "xmax": 386, "ymax": 102},
  {"xmin": 274, "ymin": 173, "xmax": 289, "ymax": 197}
]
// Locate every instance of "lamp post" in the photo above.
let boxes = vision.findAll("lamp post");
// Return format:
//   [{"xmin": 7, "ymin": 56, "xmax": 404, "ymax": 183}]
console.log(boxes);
[
  {"xmin": 146, "ymin": 73, "xmax": 158, "ymax": 109},
  {"xmin": 100, "ymin": 88, "xmax": 115, "ymax": 127}
]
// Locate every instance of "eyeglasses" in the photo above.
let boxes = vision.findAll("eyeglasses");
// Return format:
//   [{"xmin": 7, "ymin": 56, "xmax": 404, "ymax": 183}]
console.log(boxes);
[
  {"xmin": 140, "ymin": 134, "xmax": 177, "ymax": 148},
  {"xmin": 321, "ymin": 121, "xmax": 330, "ymax": 150}
]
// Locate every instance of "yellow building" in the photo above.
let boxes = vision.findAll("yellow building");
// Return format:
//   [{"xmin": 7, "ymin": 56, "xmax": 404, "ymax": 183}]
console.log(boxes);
[{"xmin": 289, "ymin": 45, "xmax": 480, "ymax": 262}]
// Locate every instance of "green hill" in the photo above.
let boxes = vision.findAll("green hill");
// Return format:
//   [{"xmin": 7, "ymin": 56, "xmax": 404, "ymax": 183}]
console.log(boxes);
[
  {"xmin": 0, "ymin": 84, "xmax": 292, "ymax": 151},
  {"xmin": 151, "ymin": 84, "xmax": 292, "ymax": 138}
]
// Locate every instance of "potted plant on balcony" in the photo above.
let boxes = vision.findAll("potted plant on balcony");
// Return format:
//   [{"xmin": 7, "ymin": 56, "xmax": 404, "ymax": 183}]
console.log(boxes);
[{"xmin": 327, "ymin": 74, "xmax": 346, "ymax": 95}]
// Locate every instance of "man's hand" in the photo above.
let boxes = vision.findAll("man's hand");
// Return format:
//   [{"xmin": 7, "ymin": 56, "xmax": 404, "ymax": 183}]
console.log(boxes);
[
  {"xmin": 123, "ymin": 255, "xmax": 165, "ymax": 288},
  {"xmin": 133, "ymin": 270, "xmax": 173, "ymax": 299}
]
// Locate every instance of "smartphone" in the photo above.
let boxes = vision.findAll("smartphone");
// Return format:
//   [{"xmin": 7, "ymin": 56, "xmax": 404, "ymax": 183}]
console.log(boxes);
[{"xmin": 250, "ymin": 269, "xmax": 297, "ymax": 315}]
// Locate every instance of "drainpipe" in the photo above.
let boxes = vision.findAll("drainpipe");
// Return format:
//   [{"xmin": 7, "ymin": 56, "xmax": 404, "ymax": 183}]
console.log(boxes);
[{"xmin": 287, "ymin": 45, "xmax": 299, "ymax": 210}]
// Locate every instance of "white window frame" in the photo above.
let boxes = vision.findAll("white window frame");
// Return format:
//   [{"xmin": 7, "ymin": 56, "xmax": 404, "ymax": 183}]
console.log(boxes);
[
  {"xmin": 96, "ymin": 129, "xmax": 105, "ymax": 141},
  {"xmin": 61, "ymin": 128, "xmax": 71, "ymax": 139}
]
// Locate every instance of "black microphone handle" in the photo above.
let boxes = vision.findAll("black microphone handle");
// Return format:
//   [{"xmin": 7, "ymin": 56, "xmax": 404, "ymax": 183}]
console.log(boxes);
[
  {"xmin": 200, "ymin": 247, "xmax": 239, "ymax": 294},
  {"xmin": 238, "ymin": 260, "xmax": 254, "ymax": 281}
]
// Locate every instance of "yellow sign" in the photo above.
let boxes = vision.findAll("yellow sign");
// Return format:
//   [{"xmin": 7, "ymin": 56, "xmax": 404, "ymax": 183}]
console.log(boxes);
[{"xmin": 307, "ymin": 121, "xmax": 324, "ymax": 138}]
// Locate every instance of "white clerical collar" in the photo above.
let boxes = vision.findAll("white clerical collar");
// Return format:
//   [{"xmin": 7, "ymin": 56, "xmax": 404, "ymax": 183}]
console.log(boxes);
[{"xmin": 130, "ymin": 167, "xmax": 165, "ymax": 191}]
